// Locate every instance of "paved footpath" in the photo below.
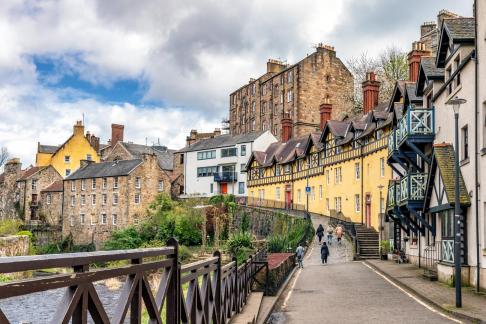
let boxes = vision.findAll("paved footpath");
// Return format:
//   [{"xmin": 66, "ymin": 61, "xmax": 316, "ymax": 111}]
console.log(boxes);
[{"xmin": 267, "ymin": 216, "xmax": 463, "ymax": 324}]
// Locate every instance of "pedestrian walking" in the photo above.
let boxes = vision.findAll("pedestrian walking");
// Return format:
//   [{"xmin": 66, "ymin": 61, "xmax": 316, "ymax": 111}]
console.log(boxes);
[
  {"xmin": 295, "ymin": 244, "xmax": 305, "ymax": 269},
  {"xmin": 320, "ymin": 242, "xmax": 330, "ymax": 264},
  {"xmin": 335, "ymin": 223, "xmax": 344, "ymax": 245},
  {"xmin": 316, "ymin": 224, "xmax": 324, "ymax": 244},
  {"xmin": 327, "ymin": 224, "xmax": 333, "ymax": 245}
]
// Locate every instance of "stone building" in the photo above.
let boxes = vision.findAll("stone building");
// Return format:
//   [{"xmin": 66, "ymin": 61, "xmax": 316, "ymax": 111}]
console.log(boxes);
[
  {"xmin": 17, "ymin": 165, "xmax": 62, "ymax": 223},
  {"xmin": 39, "ymin": 180, "xmax": 63, "ymax": 226},
  {"xmin": 229, "ymin": 44, "xmax": 354, "ymax": 138},
  {"xmin": 0, "ymin": 158, "xmax": 22, "ymax": 220},
  {"xmin": 62, "ymin": 154, "xmax": 170, "ymax": 246}
]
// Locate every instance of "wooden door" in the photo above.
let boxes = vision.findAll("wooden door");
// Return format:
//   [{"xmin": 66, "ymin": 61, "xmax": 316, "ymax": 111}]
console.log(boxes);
[
  {"xmin": 365, "ymin": 194, "xmax": 371, "ymax": 227},
  {"xmin": 285, "ymin": 191, "xmax": 292, "ymax": 209},
  {"xmin": 221, "ymin": 183, "xmax": 228, "ymax": 194}
]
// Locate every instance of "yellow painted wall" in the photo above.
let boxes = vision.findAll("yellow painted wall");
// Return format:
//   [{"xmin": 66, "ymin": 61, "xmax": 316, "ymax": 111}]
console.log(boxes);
[{"xmin": 36, "ymin": 123, "xmax": 101, "ymax": 178}]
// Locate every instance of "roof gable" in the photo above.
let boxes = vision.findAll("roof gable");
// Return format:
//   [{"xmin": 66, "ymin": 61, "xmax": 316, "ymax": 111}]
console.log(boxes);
[{"xmin": 436, "ymin": 18, "xmax": 475, "ymax": 67}]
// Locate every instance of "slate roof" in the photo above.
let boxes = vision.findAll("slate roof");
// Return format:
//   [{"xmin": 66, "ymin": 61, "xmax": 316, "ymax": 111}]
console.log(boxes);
[
  {"xmin": 444, "ymin": 18, "xmax": 475, "ymax": 41},
  {"xmin": 66, "ymin": 159, "xmax": 142, "ymax": 180},
  {"xmin": 326, "ymin": 120, "xmax": 350, "ymax": 138},
  {"xmin": 120, "ymin": 142, "xmax": 175, "ymax": 170},
  {"xmin": 38, "ymin": 144, "xmax": 59, "ymax": 154},
  {"xmin": 433, "ymin": 144, "xmax": 470, "ymax": 206},
  {"xmin": 251, "ymin": 135, "xmax": 308, "ymax": 167},
  {"xmin": 18, "ymin": 166, "xmax": 45, "ymax": 181},
  {"xmin": 405, "ymin": 83, "xmax": 421, "ymax": 103},
  {"xmin": 41, "ymin": 180, "xmax": 63, "ymax": 192},
  {"xmin": 178, "ymin": 131, "xmax": 266, "ymax": 153},
  {"xmin": 421, "ymin": 57, "xmax": 444, "ymax": 79}
]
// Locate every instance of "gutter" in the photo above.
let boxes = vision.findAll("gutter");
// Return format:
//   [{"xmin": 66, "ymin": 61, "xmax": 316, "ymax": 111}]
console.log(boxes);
[{"xmin": 473, "ymin": 0, "xmax": 481, "ymax": 293}]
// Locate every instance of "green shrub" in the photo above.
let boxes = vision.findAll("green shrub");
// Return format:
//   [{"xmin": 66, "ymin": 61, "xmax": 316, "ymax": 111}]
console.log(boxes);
[
  {"xmin": 227, "ymin": 232, "xmax": 253, "ymax": 256},
  {"xmin": 209, "ymin": 195, "xmax": 225, "ymax": 205},
  {"xmin": 240, "ymin": 212, "xmax": 251, "ymax": 233},
  {"xmin": 380, "ymin": 240, "xmax": 392, "ymax": 254},
  {"xmin": 178, "ymin": 245, "xmax": 193, "ymax": 263},
  {"xmin": 103, "ymin": 227, "xmax": 143, "ymax": 250},
  {"xmin": 0, "ymin": 219, "xmax": 23, "ymax": 236},
  {"xmin": 267, "ymin": 235, "xmax": 288, "ymax": 253},
  {"xmin": 174, "ymin": 209, "xmax": 203, "ymax": 246}
]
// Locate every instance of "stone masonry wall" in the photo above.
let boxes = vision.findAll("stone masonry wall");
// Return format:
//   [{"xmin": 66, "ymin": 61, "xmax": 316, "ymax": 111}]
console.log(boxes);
[
  {"xmin": 39, "ymin": 191, "xmax": 63, "ymax": 225},
  {"xmin": 0, "ymin": 235, "xmax": 30, "ymax": 256},
  {"xmin": 0, "ymin": 159, "xmax": 22, "ymax": 220}
]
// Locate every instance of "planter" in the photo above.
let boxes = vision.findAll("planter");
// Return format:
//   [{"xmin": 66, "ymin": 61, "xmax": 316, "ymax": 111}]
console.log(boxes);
[{"xmin": 380, "ymin": 254, "xmax": 388, "ymax": 260}]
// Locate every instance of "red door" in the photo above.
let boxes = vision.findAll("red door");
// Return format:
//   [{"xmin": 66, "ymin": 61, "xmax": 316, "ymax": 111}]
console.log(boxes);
[
  {"xmin": 365, "ymin": 194, "xmax": 371, "ymax": 227},
  {"xmin": 285, "ymin": 191, "xmax": 292, "ymax": 209},
  {"xmin": 221, "ymin": 183, "xmax": 228, "ymax": 194}
]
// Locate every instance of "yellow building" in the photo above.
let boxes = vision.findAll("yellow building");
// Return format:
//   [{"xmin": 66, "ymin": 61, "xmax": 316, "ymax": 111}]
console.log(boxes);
[
  {"xmin": 247, "ymin": 106, "xmax": 393, "ymax": 231},
  {"xmin": 36, "ymin": 121, "xmax": 101, "ymax": 177}
]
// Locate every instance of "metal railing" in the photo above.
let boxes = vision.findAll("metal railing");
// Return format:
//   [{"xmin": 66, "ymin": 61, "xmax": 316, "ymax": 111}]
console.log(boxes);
[
  {"xmin": 0, "ymin": 239, "xmax": 267, "ymax": 324},
  {"xmin": 246, "ymin": 196, "xmax": 305, "ymax": 211},
  {"xmin": 423, "ymin": 242, "xmax": 441, "ymax": 277},
  {"xmin": 214, "ymin": 172, "xmax": 238, "ymax": 182}
]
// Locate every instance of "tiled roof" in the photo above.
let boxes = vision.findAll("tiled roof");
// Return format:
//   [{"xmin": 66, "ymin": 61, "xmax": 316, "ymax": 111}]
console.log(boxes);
[
  {"xmin": 38, "ymin": 144, "xmax": 59, "ymax": 154},
  {"xmin": 309, "ymin": 132, "xmax": 324, "ymax": 150},
  {"xmin": 434, "ymin": 144, "xmax": 470, "ymax": 206},
  {"xmin": 66, "ymin": 159, "xmax": 142, "ymax": 180},
  {"xmin": 326, "ymin": 120, "xmax": 350, "ymax": 138},
  {"xmin": 405, "ymin": 82, "xmax": 421, "ymax": 103},
  {"xmin": 178, "ymin": 131, "xmax": 266, "ymax": 153},
  {"xmin": 120, "ymin": 142, "xmax": 175, "ymax": 170},
  {"xmin": 421, "ymin": 57, "xmax": 444, "ymax": 79},
  {"xmin": 41, "ymin": 180, "xmax": 63, "ymax": 192},
  {"xmin": 444, "ymin": 18, "xmax": 475, "ymax": 41},
  {"xmin": 18, "ymin": 166, "xmax": 45, "ymax": 181},
  {"xmin": 252, "ymin": 135, "xmax": 308, "ymax": 167}
]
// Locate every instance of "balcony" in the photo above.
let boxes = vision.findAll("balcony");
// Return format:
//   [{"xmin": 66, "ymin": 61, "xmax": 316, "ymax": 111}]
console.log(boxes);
[
  {"xmin": 388, "ymin": 106, "xmax": 435, "ymax": 159},
  {"xmin": 386, "ymin": 180, "xmax": 399, "ymax": 211},
  {"xmin": 398, "ymin": 172, "xmax": 427, "ymax": 206},
  {"xmin": 213, "ymin": 172, "xmax": 238, "ymax": 182}
]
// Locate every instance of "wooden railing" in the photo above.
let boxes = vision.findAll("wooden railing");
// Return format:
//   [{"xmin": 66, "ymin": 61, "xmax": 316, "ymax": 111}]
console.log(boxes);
[{"xmin": 0, "ymin": 239, "xmax": 267, "ymax": 324}]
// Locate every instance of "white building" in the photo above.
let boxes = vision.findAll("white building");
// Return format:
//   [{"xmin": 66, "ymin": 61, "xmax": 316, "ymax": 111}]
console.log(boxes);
[{"xmin": 178, "ymin": 131, "xmax": 277, "ymax": 197}]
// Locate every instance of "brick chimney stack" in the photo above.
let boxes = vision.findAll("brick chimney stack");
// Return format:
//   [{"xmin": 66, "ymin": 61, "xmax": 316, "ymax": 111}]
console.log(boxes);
[
  {"xmin": 281, "ymin": 113, "xmax": 292, "ymax": 142},
  {"xmin": 362, "ymin": 72, "xmax": 380, "ymax": 114},
  {"xmin": 319, "ymin": 99, "xmax": 332, "ymax": 131},
  {"xmin": 408, "ymin": 41, "xmax": 430, "ymax": 83},
  {"xmin": 111, "ymin": 124, "xmax": 124, "ymax": 148},
  {"xmin": 73, "ymin": 120, "xmax": 84, "ymax": 136}
]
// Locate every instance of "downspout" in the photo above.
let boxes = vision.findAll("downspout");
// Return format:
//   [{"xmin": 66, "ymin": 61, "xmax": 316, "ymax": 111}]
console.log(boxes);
[
  {"xmin": 361, "ymin": 147, "xmax": 364, "ymax": 224},
  {"xmin": 474, "ymin": 0, "xmax": 481, "ymax": 292}
]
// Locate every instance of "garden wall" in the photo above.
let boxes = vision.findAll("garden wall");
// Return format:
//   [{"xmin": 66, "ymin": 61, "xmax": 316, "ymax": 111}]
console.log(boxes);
[{"xmin": 0, "ymin": 235, "xmax": 30, "ymax": 256}]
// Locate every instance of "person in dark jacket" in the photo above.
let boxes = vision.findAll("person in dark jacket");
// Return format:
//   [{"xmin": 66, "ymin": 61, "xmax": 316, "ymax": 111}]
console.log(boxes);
[
  {"xmin": 320, "ymin": 242, "xmax": 330, "ymax": 264},
  {"xmin": 316, "ymin": 224, "xmax": 324, "ymax": 244}
]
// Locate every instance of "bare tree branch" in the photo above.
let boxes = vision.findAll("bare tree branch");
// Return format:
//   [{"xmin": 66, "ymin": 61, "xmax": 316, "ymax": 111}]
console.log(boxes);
[{"xmin": 0, "ymin": 147, "xmax": 9, "ymax": 169}]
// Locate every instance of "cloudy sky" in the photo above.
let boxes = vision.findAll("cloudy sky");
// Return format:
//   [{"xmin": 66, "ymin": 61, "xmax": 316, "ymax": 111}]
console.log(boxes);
[{"xmin": 0, "ymin": 0, "xmax": 473, "ymax": 166}]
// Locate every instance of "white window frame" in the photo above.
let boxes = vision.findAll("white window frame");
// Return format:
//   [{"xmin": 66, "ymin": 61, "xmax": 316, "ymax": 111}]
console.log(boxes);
[
  {"xmin": 71, "ymin": 181, "xmax": 76, "ymax": 191},
  {"xmin": 101, "ymin": 213, "xmax": 107, "ymax": 225},
  {"xmin": 81, "ymin": 179, "xmax": 86, "ymax": 191},
  {"xmin": 319, "ymin": 185, "xmax": 323, "ymax": 200},
  {"xmin": 102, "ymin": 177, "xmax": 107, "ymax": 189},
  {"xmin": 64, "ymin": 155, "xmax": 70, "ymax": 163},
  {"xmin": 158, "ymin": 180, "xmax": 164, "ymax": 192},
  {"xmin": 135, "ymin": 177, "xmax": 141, "ymax": 189},
  {"xmin": 275, "ymin": 187, "xmax": 281, "ymax": 200},
  {"xmin": 380, "ymin": 158, "xmax": 385, "ymax": 177},
  {"xmin": 355, "ymin": 194, "xmax": 361, "ymax": 212},
  {"xmin": 31, "ymin": 180, "xmax": 37, "ymax": 190},
  {"xmin": 92, "ymin": 194, "xmax": 96, "ymax": 205},
  {"xmin": 113, "ymin": 193, "xmax": 119, "ymax": 205},
  {"xmin": 70, "ymin": 215, "xmax": 74, "ymax": 227},
  {"xmin": 80, "ymin": 213, "xmax": 85, "ymax": 225},
  {"xmin": 70, "ymin": 195, "xmax": 75, "ymax": 206},
  {"xmin": 46, "ymin": 193, "xmax": 51, "ymax": 205},
  {"xmin": 355, "ymin": 163, "xmax": 360, "ymax": 180},
  {"xmin": 134, "ymin": 193, "xmax": 141, "ymax": 204},
  {"xmin": 113, "ymin": 177, "xmax": 119, "ymax": 189},
  {"xmin": 92, "ymin": 178, "xmax": 96, "ymax": 190},
  {"xmin": 81, "ymin": 194, "xmax": 86, "ymax": 206},
  {"xmin": 102, "ymin": 193, "xmax": 107, "ymax": 205},
  {"xmin": 112, "ymin": 214, "xmax": 118, "ymax": 225}
]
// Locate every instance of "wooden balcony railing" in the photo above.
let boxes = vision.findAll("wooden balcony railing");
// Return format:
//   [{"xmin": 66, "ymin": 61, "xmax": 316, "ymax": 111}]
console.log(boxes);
[
  {"xmin": 398, "ymin": 172, "xmax": 427, "ymax": 204},
  {"xmin": 0, "ymin": 239, "xmax": 267, "ymax": 324}
]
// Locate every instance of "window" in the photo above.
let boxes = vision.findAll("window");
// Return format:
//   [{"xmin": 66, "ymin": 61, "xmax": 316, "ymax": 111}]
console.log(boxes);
[
  {"xmin": 135, "ymin": 177, "xmax": 141, "ymax": 188},
  {"xmin": 326, "ymin": 170, "xmax": 330, "ymax": 185},
  {"xmin": 70, "ymin": 216, "xmax": 74, "ymax": 227},
  {"xmin": 280, "ymin": 92, "xmax": 284, "ymax": 104},
  {"xmin": 92, "ymin": 194, "xmax": 96, "ymax": 205},
  {"xmin": 238, "ymin": 182, "xmax": 245, "ymax": 194},
  {"xmin": 113, "ymin": 177, "xmax": 119, "ymax": 189},
  {"xmin": 32, "ymin": 180, "xmax": 37, "ymax": 190},
  {"xmin": 90, "ymin": 215, "xmax": 96, "ymax": 225},
  {"xmin": 46, "ymin": 193, "xmax": 52, "ymax": 205},
  {"xmin": 64, "ymin": 155, "xmax": 70, "ymax": 163},
  {"xmin": 210, "ymin": 183, "xmax": 214, "ymax": 194},
  {"xmin": 335, "ymin": 146, "xmax": 342, "ymax": 154},
  {"xmin": 311, "ymin": 186, "xmax": 315, "ymax": 201},
  {"xmin": 102, "ymin": 178, "xmax": 107, "ymax": 189},
  {"xmin": 275, "ymin": 165, "xmax": 281, "ymax": 176},
  {"xmin": 275, "ymin": 187, "xmax": 281, "ymax": 200},
  {"xmin": 380, "ymin": 158, "xmax": 385, "ymax": 177},
  {"xmin": 440, "ymin": 209, "xmax": 454, "ymax": 238},
  {"xmin": 455, "ymin": 55, "xmax": 461, "ymax": 87},
  {"xmin": 92, "ymin": 178, "xmax": 96, "ymax": 190},
  {"xmin": 297, "ymin": 189, "xmax": 301, "ymax": 203},
  {"xmin": 376, "ymin": 129, "xmax": 383, "ymax": 140},
  {"xmin": 355, "ymin": 194, "xmax": 360, "ymax": 212},
  {"xmin": 86, "ymin": 154, "xmax": 92, "ymax": 161},
  {"xmin": 112, "ymin": 214, "xmax": 118, "ymax": 225},
  {"xmin": 335, "ymin": 167, "xmax": 342, "ymax": 184},
  {"xmin": 113, "ymin": 193, "xmax": 118, "ymax": 205},
  {"xmin": 319, "ymin": 185, "xmax": 323, "ymax": 200},
  {"xmin": 240, "ymin": 164, "xmax": 246, "ymax": 173},
  {"xmin": 326, "ymin": 198, "xmax": 330, "ymax": 211},
  {"xmin": 197, "ymin": 150, "xmax": 216, "ymax": 160},
  {"xmin": 251, "ymin": 120, "xmax": 256, "ymax": 131},
  {"xmin": 335, "ymin": 197, "xmax": 342, "ymax": 212},
  {"xmin": 287, "ymin": 90, "xmax": 293, "ymax": 103},
  {"xmin": 70, "ymin": 195, "xmax": 75, "ymax": 206},
  {"xmin": 284, "ymin": 164, "xmax": 291, "ymax": 174},
  {"xmin": 380, "ymin": 197, "xmax": 385, "ymax": 213},
  {"xmin": 101, "ymin": 213, "xmax": 107, "ymax": 225},
  {"xmin": 80, "ymin": 213, "xmax": 85, "ymax": 225},
  {"xmin": 446, "ymin": 67, "xmax": 452, "ymax": 95},
  {"xmin": 102, "ymin": 194, "xmax": 107, "ymax": 205},
  {"xmin": 252, "ymin": 101, "xmax": 256, "ymax": 114},
  {"xmin": 134, "ymin": 193, "xmax": 141, "ymax": 204},
  {"xmin": 81, "ymin": 194, "xmax": 86, "ymax": 205},
  {"xmin": 158, "ymin": 180, "xmax": 164, "ymax": 192},
  {"xmin": 179, "ymin": 154, "xmax": 184, "ymax": 164},
  {"xmin": 65, "ymin": 169, "xmax": 71, "ymax": 177},
  {"xmin": 81, "ymin": 179, "xmax": 86, "ymax": 190},
  {"xmin": 287, "ymin": 70, "xmax": 293, "ymax": 83},
  {"xmin": 462, "ymin": 125, "xmax": 469, "ymax": 160},
  {"xmin": 221, "ymin": 147, "xmax": 237, "ymax": 157},
  {"xmin": 241, "ymin": 145, "xmax": 247, "ymax": 156},
  {"xmin": 197, "ymin": 166, "xmax": 218, "ymax": 177},
  {"xmin": 355, "ymin": 163, "xmax": 360, "ymax": 180},
  {"xmin": 71, "ymin": 181, "xmax": 76, "ymax": 191}
]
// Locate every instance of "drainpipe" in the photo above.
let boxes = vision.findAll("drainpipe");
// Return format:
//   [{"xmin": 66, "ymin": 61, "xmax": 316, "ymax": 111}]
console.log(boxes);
[
  {"xmin": 474, "ymin": 0, "xmax": 481, "ymax": 292},
  {"xmin": 361, "ymin": 148, "xmax": 364, "ymax": 224}
]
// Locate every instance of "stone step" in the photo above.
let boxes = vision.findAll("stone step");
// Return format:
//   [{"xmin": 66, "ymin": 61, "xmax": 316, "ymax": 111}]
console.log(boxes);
[{"xmin": 232, "ymin": 292, "xmax": 264, "ymax": 324}]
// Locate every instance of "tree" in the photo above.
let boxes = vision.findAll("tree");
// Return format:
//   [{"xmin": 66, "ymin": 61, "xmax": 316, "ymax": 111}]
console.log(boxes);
[
  {"xmin": 346, "ymin": 46, "xmax": 408, "ymax": 114},
  {"xmin": 0, "ymin": 147, "xmax": 9, "ymax": 169}
]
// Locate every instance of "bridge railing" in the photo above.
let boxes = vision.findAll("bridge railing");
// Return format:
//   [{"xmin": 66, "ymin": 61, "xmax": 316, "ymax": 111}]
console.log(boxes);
[{"xmin": 0, "ymin": 238, "xmax": 267, "ymax": 324}]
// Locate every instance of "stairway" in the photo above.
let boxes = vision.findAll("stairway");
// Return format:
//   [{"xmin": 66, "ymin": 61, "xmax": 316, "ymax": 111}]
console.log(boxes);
[{"xmin": 355, "ymin": 224, "xmax": 380, "ymax": 259}]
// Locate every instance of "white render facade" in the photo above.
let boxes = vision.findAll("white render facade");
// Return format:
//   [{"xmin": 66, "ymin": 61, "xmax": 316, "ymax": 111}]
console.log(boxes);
[{"xmin": 179, "ymin": 131, "xmax": 277, "ymax": 197}]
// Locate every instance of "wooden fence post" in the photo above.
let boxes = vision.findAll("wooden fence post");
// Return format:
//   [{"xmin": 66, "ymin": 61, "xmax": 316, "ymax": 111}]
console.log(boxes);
[
  {"xmin": 213, "ymin": 251, "xmax": 222, "ymax": 324},
  {"xmin": 232, "ymin": 256, "xmax": 239, "ymax": 314},
  {"xmin": 166, "ymin": 238, "xmax": 180, "ymax": 324}
]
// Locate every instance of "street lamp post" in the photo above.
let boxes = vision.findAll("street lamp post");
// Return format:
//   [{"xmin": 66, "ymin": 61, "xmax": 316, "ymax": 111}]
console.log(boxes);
[
  {"xmin": 378, "ymin": 184, "xmax": 384, "ymax": 255},
  {"xmin": 446, "ymin": 96, "xmax": 467, "ymax": 308}
]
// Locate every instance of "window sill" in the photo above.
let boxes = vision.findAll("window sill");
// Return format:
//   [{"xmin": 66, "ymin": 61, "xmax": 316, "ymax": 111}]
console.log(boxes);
[
  {"xmin": 481, "ymin": 148, "xmax": 486, "ymax": 156},
  {"xmin": 460, "ymin": 158, "xmax": 470, "ymax": 166}
]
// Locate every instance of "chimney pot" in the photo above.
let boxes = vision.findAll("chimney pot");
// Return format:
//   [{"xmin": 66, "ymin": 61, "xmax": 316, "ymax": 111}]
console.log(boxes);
[
  {"xmin": 362, "ymin": 71, "xmax": 380, "ymax": 114},
  {"xmin": 407, "ymin": 41, "xmax": 431, "ymax": 83},
  {"xmin": 319, "ymin": 99, "xmax": 333, "ymax": 131},
  {"xmin": 281, "ymin": 113, "xmax": 292, "ymax": 142}
]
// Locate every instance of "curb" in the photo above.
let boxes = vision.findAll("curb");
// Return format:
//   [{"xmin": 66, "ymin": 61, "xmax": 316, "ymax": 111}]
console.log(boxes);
[
  {"xmin": 257, "ymin": 265, "xmax": 298, "ymax": 324},
  {"xmin": 364, "ymin": 261, "xmax": 485, "ymax": 324}
]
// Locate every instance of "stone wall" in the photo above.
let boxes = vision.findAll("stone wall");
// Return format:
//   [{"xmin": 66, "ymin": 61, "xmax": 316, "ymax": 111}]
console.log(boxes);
[
  {"xmin": 0, "ymin": 235, "xmax": 30, "ymax": 256},
  {"xmin": 0, "ymin": 159, "xmax": 22, "ymax": 220},
  {"xmin": 39, "ymin": 191, "xmax": 63, "ymax": 225}
]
